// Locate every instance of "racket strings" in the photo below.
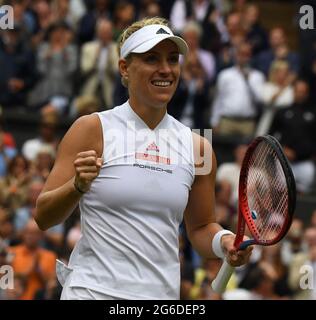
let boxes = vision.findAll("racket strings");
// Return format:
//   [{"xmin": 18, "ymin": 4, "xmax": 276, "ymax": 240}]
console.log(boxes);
[
  {"xmin": 246, "ymin": 141, "xmax": 288, "ymax": 243},
  {"xmin": 251, "ymin": 164, "xmax": 287, "ymax": 238},
  {"xmin": 251, "ymin": 154, "xmax": 287, "ymax": 239}
]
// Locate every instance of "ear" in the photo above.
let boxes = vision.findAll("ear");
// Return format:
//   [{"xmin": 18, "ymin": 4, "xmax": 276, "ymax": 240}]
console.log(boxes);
[{"xmin": 119, "ymin": 58, "xmax": 129, "ymax": 79}]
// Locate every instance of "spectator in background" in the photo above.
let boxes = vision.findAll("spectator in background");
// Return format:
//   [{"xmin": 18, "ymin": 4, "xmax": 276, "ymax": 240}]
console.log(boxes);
[
  {"xmin": 0, "ymin": 107, "xmax": 16, "ymax": 149},
  {"xmin": 170, "ymin": 0, "xmax": 213, "ymax": 34},
  {"xmin": 11, "ymin": 0, "xmax": 35, "ymax": 41},
  {"xmin": 30, "ymin": 0, "xmax": 56, "ymax": 50},
  {"xmin": 8, "ymin": 219, "xmax": 57, "ymax": 300},
  {"xmin": 50, "ymin": 0, "xmax": 86, "ymax": 30},
  {"xmin": 241, "ymin": 244, "xmax": 293, "ymax": 298},
  {"xmin": 69, "ymin": 95, "xmax": 100, "ymax": 119},
  {"xmin": 199, "ymin": 2, "xmax": 229, "ymax": 55},
  {"xmin": 65, "ymin": 219, "xmax": 81, "ymax": 252},
  {"xmin": 288, "ymin": 226, "xmax": 316, "ymax": 299},
  {"xmin": 0, "ymin": 27, "xmax": 36, "ymax": 110},
  {"xmin": 225, "ymin": 263, "xmax": 281, "ymax": 300},
  {"xmin": 182, "ymin": 21, "xmax": 216, "ymax": 83},
  {"xmin": 32, "ymin": 144, "xmax": 55, "ymax": 181},
  {"xmin": 0, "ymin": 132, "xmax": 17, "ymax": 178},
  {"xmin": 216, "ymin": 143, "xmax": 248, "ymax": 208},
  {"xmin": 255, "ymin": 27, "xmax": 300, "ymax": 77},
  {"xmin": 256, "ymin": 60, "xmax": 294, "ymax": 136},
  {"xmin": 270, "ymin": 80, "xmax": 316, "ymax": 193},
  {"xmin": 168, "ymin": 21, "xmax": 214, "ymax": 128},
  {"xmin": 112, "ymin": 0, "xmax": 136, "ymax": 41},
  {"xmin": 22, "ymin": 113, "xmax": 60, "ymax": 162},
  {"xmin": 77, "ymin": 0, "xmax": 112, "ymax": 45},
  {"xmin": 138, "ymin": 0, "xmax": 162, "ymax": 19},
  {"xmin": 281, "ymin": 218, "xmax": 305, "ymax": 266},
  {"xmin": 190, "ymin": 258, "xmax": 222, "ymax": 300},
  {"xmin": 231, "ymin": 0, "xmax": 247, "ymax": 14},
  {"xmin": 216, "ymin": 12, "xmax": 245, "ymax": 71},
  {"xmin": 14, "ymin": 178, "xmax": 64, "ymax": 251},
  {"xmin": 170, "ymin": 0, "xmax": 228, "ymax": 55},
  {"xmin": 210, "ymin": 42, "xmax": 265, "ymax": 137},
  {"xmin": 0, "ymin": 207, "xmax": 14, "ymax": 247},
  {"xmin": 179, "ymin": 232, "xmax": 195, "ymax": 300},
  {"xmin": 28, "ymin": 21, "xmax": 78, "ymax": 114},
  {"xmin": 173, "ymin": 52, "xmax": 210, "ymax": 129},
  {"xmin": 0, "ymin": 155, "xmax": 29, "ymax": 210},
  {"xmin": 3, "ymin": 274, "xmax": 27, "ymax": 300},
  {"xmin": 214, "ymin": 182, "xmax": 234, "ymax": 230},
  {"xmin": 79, "ymin": 18, "xmax": 119, "ymax": 109},
  {"xmin": 310, "ymin": 210, "xmax": 316, "ymax": 228},
  {"xmin": 242, "ymin": 4, "xmax": 268, "ymax": 56},
  {"xmin": 14, "ymin": 178, "xmax": 45, "ymax": 237},
  {"xmin": 225, "ymin": 12, "xmax": 244, "ymax": 48}
]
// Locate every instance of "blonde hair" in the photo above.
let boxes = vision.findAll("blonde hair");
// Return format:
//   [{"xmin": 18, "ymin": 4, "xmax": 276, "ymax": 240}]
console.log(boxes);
[
  {"xmin": 269, "ymin": 60, "xmax": 289, "ymax": 83},
  {"xmin": 117, "ymin": 17, "xmax": 169, "ymax": 87},
  {"xmin": 118, "ymin": 16, "xmax": 169, "ymax": 56},
  {"xmin": 182, "ymin": 21, "xmax": 202, "ymax": 39}
]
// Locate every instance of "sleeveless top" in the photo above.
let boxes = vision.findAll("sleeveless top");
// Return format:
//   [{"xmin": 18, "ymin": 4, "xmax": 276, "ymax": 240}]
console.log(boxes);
[{"xmin": 66, "ymin": 101, "xmax": 195, "ymax": 299}]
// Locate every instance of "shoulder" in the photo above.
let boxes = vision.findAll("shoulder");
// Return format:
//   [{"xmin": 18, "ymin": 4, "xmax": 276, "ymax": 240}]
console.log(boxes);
[
  {"xmin": 218, "ymin": 67, "xmax": 233, "ymax": 77},
  {"xmin": 82, "ymin": 41, "xmax": 98, "ymax": 51},
  {"xmin": 59, "ymin": 113, "xmax": 103, "ymax": 157},
  {"xmin": 23, "ymin": 138, "xmax": 40, "ymax": 147},
  {"xmin": 217, "ymin": 67, "xmax": 236, "ymax": 82},
  {"xmin": 251, "ymin": 69, "xmax": 265, "ymax": 79},
  {"xmin": 70, "ymin": 113, "xmax": 101, "ymax": 133}
]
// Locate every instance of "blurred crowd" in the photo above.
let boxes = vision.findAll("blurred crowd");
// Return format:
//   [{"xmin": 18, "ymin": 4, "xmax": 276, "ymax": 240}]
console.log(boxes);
[{"xmin": 1, "ymin": 0, "xmax": 316, "ymax": 300}]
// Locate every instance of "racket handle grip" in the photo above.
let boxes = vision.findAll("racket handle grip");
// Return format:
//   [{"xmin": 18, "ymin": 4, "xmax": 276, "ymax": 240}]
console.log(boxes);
[{"xmin": 211, "ymin": 260, "xmax": 235, "ymax": 294}]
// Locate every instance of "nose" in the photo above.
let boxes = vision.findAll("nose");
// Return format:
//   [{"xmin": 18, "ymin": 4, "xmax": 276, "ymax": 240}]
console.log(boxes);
[{"xmin": 158, "ymin": 58, "xmax": 172, "ymax": 75}]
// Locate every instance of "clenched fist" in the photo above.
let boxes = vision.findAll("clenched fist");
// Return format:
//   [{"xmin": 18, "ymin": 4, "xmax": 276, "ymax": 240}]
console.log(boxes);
[
  {"xmin": 73, "ymin": 150, "xmax": 103, "ymax": 193},
  {"xmin": 221, "ymin": 234, "xmax": 253, "ymax": 267}
]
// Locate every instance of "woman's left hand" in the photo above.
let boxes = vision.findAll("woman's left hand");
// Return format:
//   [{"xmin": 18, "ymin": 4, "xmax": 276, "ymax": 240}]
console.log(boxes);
[{"xmin": 220, "ymin": 234, "xmax": 253, "ymax": 267}]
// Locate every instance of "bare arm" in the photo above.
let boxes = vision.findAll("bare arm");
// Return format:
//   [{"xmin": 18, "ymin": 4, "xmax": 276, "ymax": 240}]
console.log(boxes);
[
  {"xmin": 184, "ymin": 134, "xmax": 252, "ymax": 266},
  {"xmin": 35, "ymin": 114, "xmax": 103, "ymax": 230},
  {"xmin": 184, "ymin": 133, "xmax": 222, "ymax": 259}
]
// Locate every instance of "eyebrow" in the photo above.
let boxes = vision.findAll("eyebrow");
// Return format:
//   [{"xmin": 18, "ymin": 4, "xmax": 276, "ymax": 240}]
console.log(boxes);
[{"xmin": 148, "ymin": 50, "xmax": 179, "ymax": 55}]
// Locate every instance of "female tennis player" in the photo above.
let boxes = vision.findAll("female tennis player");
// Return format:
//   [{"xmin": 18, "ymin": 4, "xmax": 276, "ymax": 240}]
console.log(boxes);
[{"xmin": 35, "ymin": 17, "xmax": 252, "ymax": 300}]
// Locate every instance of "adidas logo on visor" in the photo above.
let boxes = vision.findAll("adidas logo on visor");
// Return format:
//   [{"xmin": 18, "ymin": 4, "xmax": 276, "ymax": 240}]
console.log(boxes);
[{"xmin": 156, "ymin": 28, "xmax": 170, "ymax": 35}]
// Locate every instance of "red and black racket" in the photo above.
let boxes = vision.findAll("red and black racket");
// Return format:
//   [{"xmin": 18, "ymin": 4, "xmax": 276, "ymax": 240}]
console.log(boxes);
[{"xmin": 211, "ymin": 135, "xmax": 296, "ymax": 294}]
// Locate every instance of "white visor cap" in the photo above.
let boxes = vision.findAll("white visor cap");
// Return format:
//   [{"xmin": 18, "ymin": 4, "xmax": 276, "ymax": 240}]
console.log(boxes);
[{"xmin": 120, "ymin": 24, "xmax": 188, "ymax": 59}]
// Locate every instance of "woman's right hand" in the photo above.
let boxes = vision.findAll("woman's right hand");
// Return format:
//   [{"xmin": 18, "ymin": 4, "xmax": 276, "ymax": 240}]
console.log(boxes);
[{"xmin": 73, "ymin": 150, "xmax": 103, "ymax": 193}]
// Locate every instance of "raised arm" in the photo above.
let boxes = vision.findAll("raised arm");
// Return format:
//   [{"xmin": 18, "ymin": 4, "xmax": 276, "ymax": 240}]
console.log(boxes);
[{"xmin": 35, "ymin": 114, "xmax": 103, "ymax": 230}]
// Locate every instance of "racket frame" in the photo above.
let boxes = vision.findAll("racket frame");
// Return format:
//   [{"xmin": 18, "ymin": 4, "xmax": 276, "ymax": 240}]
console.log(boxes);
[
  {"xmin": 238, "ymin": 135, "xmax": 296, "ymax": 247},
  {"xmin": 211, "ymin": 135, "xmax": 296, "ymax": 294}
]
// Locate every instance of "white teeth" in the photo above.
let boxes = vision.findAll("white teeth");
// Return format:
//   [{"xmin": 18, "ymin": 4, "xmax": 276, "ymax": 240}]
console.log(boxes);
[{"xmin": 152, "ymin": 81, "xmax": 171, "ymax": 87}]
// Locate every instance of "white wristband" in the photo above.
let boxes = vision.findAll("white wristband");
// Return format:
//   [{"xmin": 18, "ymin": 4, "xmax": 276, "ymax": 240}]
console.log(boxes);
[{"xmin": 212, "ymin": 230, "xmax": 234, "ymax": 259}]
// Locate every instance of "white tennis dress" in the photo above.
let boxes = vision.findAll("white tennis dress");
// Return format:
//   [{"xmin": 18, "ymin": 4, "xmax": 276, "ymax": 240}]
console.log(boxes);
[{"xmin": 57, "ymin": 101, "xmax": 195, "ymax": 299}]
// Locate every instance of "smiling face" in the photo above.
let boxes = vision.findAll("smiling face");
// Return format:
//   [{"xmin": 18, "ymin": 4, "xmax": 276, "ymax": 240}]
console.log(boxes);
[{"xmin": 119, "ymin": 39, "xmax": 181, "ymax": 110}]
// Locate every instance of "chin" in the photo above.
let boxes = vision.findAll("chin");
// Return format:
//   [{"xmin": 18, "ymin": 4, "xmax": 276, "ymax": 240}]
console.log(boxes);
[{"xmin": 151, "ymin": 97, "xmax": 172, "ymax": 109}]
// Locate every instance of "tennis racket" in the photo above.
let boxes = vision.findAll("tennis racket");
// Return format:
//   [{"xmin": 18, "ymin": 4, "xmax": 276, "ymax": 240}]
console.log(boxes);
[{"xmin": 211, "ymin": 135, "xmax": 296, "ymax": 294}]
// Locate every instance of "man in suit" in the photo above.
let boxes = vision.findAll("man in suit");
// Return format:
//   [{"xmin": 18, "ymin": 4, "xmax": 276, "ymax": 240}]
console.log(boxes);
[{"xmin": 79, "ymin": 18, "xmax": 119, "ymax": 109}]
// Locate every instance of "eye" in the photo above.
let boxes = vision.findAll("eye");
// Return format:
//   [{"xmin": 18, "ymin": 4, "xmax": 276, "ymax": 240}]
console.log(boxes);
[
  {"xmin": 144, "ymin": 54, "xmax": 158, "ymax": 63},
  {"xmin": 169, "ymin": 55, "xmax": 179, "ymax": 64}
]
